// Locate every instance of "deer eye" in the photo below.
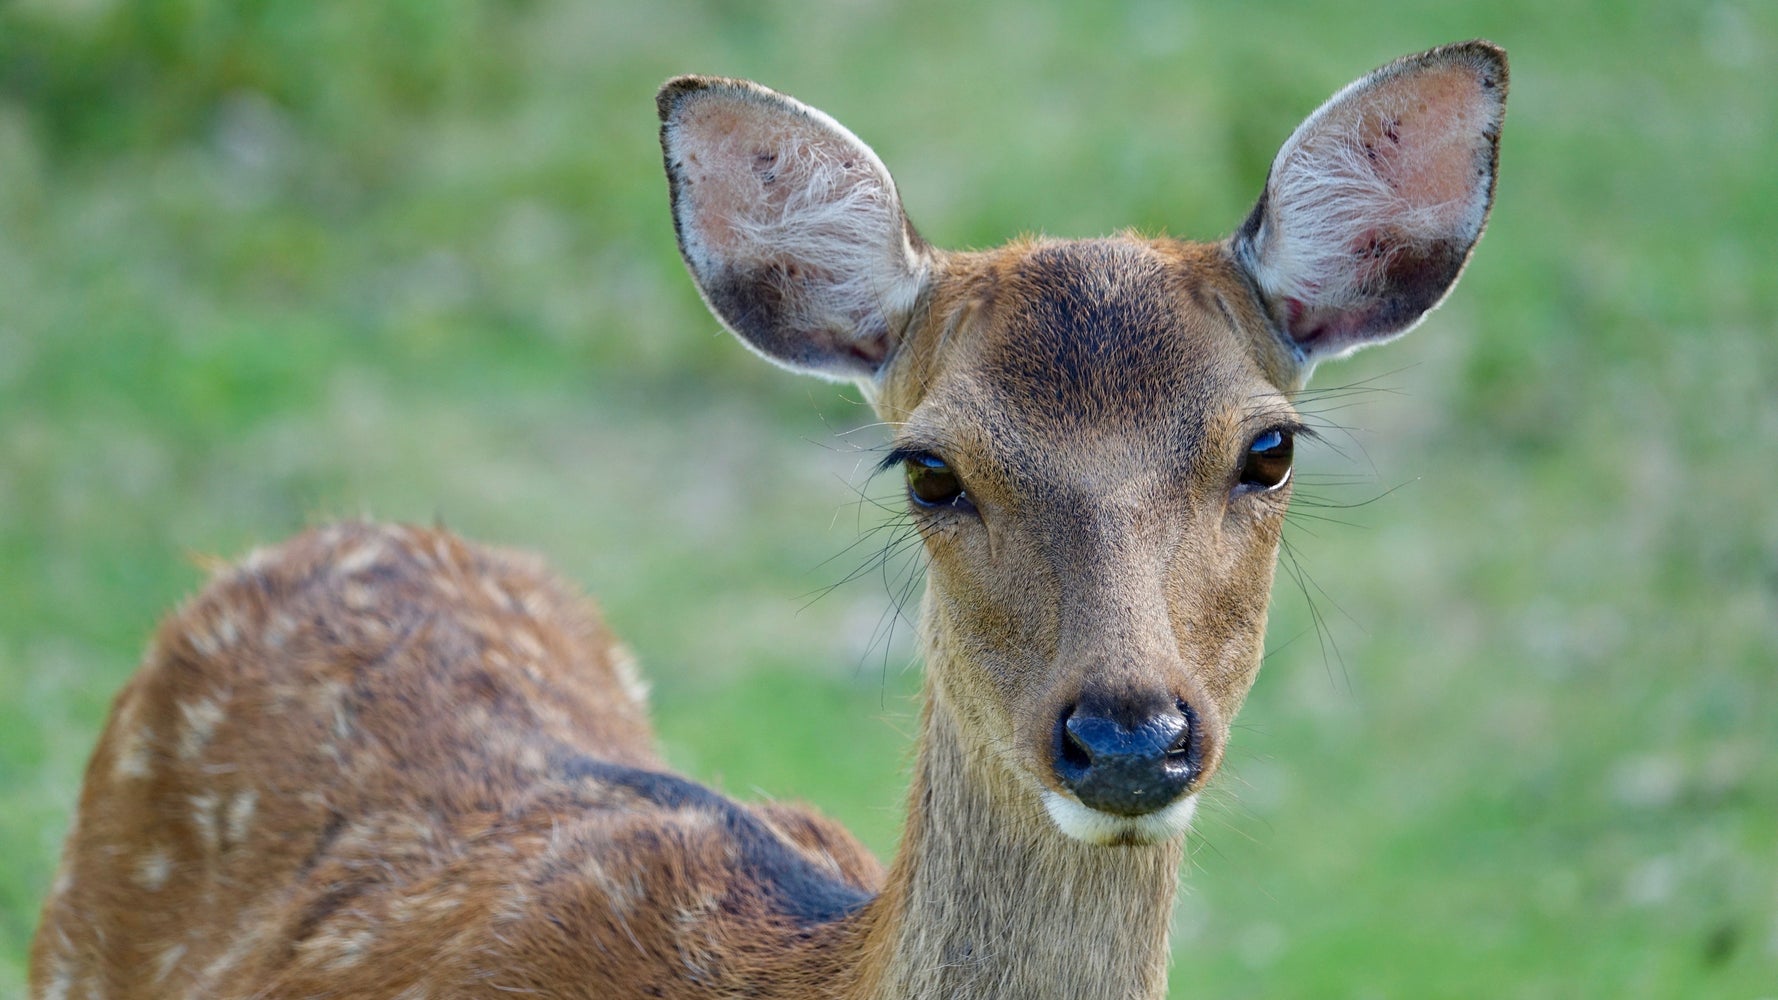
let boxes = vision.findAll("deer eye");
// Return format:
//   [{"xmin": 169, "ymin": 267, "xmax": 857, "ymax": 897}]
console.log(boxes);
[
  {"xmin": 1237, "ymin": 428, "xmax": 1294, "ymax": 493},
  {"xmin": 904, "ymin": 453, "xmax": 970, "ymax": 510}
]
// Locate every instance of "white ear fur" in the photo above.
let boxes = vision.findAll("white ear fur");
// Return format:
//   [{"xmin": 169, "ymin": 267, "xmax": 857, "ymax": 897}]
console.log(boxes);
[
  {"xmin": 1235, "ymin": 42, "xmax": 1507, "ymax": 367},
  {"xmin": 658, "ymin": 76, "xmax": 931, "ymax": 381}
]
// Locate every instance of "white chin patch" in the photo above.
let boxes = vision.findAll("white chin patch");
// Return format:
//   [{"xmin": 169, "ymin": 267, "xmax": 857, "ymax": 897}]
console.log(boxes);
[{"xmin": 1041, "ymin": 791, "xmax": 1198, "ymax": 846}]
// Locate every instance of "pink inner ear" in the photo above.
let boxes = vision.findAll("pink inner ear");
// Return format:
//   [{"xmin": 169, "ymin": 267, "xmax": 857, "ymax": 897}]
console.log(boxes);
[
  {"xmin": 671, "ymin": 101, "xmax": 790, "ymax": 256},
  {"xmin": 1349, "ymin": 64, "xmax": 1496, "ymax": 232},
  {"xmin": 669, "ymin": 93, "xmax": 898, "ymax": 268},
  {"xmin": 1281, "ymin": 295, "xmax": 1383, "ymax": 349},
  {"xmin": 1250, "ymin": 48, "xmax": 1503, "ymax": 356},
  {"xmin": 662, "ymin": 80, "xmax": 928, "ymax": 379}
]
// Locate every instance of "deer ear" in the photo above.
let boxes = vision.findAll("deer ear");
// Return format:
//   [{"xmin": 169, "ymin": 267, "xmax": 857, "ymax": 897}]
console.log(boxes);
[
  {"xmin": 1234, "ymin": 41, "xmax": 1507, "ymax": 368},
  {"xmin": 658, "ymin": 76, "xmax": 932, "ymax": 381}
]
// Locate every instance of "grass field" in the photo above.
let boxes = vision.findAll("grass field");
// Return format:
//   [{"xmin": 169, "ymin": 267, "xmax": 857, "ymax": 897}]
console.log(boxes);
[{"xmin": 1, "ymin": 2, "xmax": 1774, "ymax": 996}]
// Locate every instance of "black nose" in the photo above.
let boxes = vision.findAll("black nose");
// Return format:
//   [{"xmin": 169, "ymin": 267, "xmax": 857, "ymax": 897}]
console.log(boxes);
[{"xmin": 1053, "ymin": 699, "xmax": 1200, "ymax": 816}]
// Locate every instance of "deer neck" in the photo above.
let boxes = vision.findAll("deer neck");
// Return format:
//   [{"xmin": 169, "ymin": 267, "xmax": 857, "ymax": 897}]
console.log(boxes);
[{"xmin": 848, "ymin": 672, "xmax": 1183, "ymax": 1000}]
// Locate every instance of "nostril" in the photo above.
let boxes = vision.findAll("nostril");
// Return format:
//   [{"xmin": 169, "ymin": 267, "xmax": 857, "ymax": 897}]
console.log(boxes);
[
  {"xmin": 1056, "ymin": 706, "xmax": 1093, "ymax": 773},
  {"xmin": 1164, "ymin": 700, "xmax": 1201, "ymax": 768}
]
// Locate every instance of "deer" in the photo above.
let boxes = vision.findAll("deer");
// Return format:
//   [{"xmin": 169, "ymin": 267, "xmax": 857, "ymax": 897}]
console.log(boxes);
[{"xmin": 30, "ymin": 41, "xmax": 1506, "ymax": 1000}]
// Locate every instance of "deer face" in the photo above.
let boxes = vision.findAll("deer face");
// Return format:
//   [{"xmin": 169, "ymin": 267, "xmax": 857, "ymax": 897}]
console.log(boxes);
[
  {"xmin": 659, "ymin": 42, "xmax": 1505, "ymax": 845},
  {"xmin": 872, "ymin": 238, "xmax": 1302, "ymax": 843}
]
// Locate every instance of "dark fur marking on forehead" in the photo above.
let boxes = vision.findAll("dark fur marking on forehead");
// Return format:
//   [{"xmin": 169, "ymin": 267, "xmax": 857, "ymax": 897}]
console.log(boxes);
[{"xmin": 979, "ymin": 241, "xmax": 1214, "ymax": 437}]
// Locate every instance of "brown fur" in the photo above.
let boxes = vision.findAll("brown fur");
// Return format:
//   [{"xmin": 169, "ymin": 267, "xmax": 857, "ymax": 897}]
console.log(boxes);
[
  {"xmin": 32, "ymin": 524, "xmax": 881, "ymax": 998},
  {"xmin": 32, "ymin": 43, "xmax": 1506, "ymax": 1000}
]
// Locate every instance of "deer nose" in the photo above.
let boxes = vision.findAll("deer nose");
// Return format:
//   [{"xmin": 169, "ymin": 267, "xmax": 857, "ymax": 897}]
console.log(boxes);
[{"xmin": 1052, "ymin": 699, "xmax": 1200, "ymax": 816}]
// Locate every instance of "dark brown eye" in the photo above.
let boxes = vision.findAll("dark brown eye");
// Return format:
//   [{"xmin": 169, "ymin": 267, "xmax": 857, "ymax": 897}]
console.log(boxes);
[
  {"xmin": 905, "ymin": 453, "xmax": 968, "ymax": 509},
  {"xmin": 1238, "ymin": 428, "xmax": 1294, "ymax": 492}
]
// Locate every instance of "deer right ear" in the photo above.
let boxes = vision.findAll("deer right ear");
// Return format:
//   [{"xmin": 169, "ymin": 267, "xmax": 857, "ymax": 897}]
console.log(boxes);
[
  {"xmin": 1233, "ymin": 42, "xmax": 1507, "ymax": 371},
  {"xmin": 658, "ymin": 77, "xmax": 932, "ymax": 382}
]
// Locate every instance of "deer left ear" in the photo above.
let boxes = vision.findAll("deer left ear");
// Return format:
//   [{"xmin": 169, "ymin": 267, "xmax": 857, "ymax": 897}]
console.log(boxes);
[
  {"xmin": 658, "ymin": 76, "xmax": 932, "ymax": 382},
  {"xmin": 1234, "ymin": 41, "xmax": 1507, "ymax": 369}
]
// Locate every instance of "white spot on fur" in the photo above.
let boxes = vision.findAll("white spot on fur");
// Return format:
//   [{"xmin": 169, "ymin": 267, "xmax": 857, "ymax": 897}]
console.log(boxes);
[
  {"xmin": 226, "ymin": 789, "xmax": 258, "ymax": 845},
  {"xmin": 479, "ymin": 576, "xmax": 516, "ymax": 609},
  {"xmin": 495, "ymin": 882, "xmax": 534, "ymax": 924},
  {"xmin": 610, "ymin": 644, "xmax": 651, "ymax": 708},
  {"xmin": 673, "ymin": 891, "xmax": 724, "ymax": 983},
  {"xmin": 135, "ymin": 848, "xmax": 172, "ymax": 890},
  {"xmin": 198, "ymin": 926, "xmax": 263, "ymax": 989},
  {"xmin": 530, "ymin": 700, "xmax": 574, "ymax": 735},
  {"xmin": 321, "ymin": 927, "xmax": 376, "ymax": 970},
  {"xmin": 423, "ymin": 889, "xmax": 462, "ymax": 918},
  {"xmin": 214, "ymin": 613, "xmax": 241, "ymax": 649},
  {"xmin": 240, "ymin": 545, "xmax": 277, "ymax": 575},
  {"xmin": 811, "ymin": 846, "xmax": 845, "ymax": 880},
  {"xmin": 109, "ymin": 694, "xmax": 155, "ymax": 781},
  {"xmin": 510, "ymin": 628, "xmax": 544, "ymax": 660},
  {"xmin": 686, "ymin": 802, "xmax": 726, "ymax": 832},
  {"xmin": 178, "ymin": 698, "xmax": 226, "ymax": 760},
  {"xmin": 580, "ymin": 854, "xmax": 641, "ymax": 915},
  {"xmin": 49, "ymin": 864, "xmax": 73, "ymax": 901},
  {"xmin": 189, "ymin": 623, "xmax": 220, "ymax": 658},
  {"xmin": 190, "ymin": 793, "xmax": 221, "ymax": 852},
  {"xmin": 302, "ymin": 680, "xmax": 354, "ymax": 742},
  {"xmin": 389, "ymin": 884, "xmax": 462, "ymax": 925},
  {"xmin": 391, "ymin": 813, "xmax": 440, "ymax": 848},
  {"xmin": 39, "ymin": 957, "xmax": 74, "ymax": 1000},
  {"xmin": 342, "ymin": 582, "xmax": 379, "ymax": 611},
  {"xmin": 335, "ymin": 540, "xmax": 388, "ymax": 577},
  {"xmin": 265, "ymin": 611, "xmax": 298, "ymax": 649},
  {"xmin": 1041, "ymin": 791, "xmax": 1198, "ymax": 846},
  {"xmin": 185, "ymin": 610, "xmax": 241, "ymax": 658},
  {"xmin": 112, "ymin": 723, "xmax": 155, "ymax": 780},
  {"xmin": 307, "ymin": 679, "xmax": 348, "ymax": 711},
  {"xmin": 154, "ymin": 943, "xmax": 188, "ymax": 983},
  {"xmin": 518, "ymin": 586, "xmax": 552, "ymax": 618}
]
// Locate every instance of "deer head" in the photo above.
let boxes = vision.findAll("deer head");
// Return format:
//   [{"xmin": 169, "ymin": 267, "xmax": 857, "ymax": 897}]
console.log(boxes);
[{"xmin": 659, "ymin": 42, "xmax": 1505, "ymax": 846}]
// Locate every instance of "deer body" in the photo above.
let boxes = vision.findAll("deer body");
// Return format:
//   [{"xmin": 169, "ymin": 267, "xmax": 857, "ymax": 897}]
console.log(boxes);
[{"xmin": 32, "ymin": 43, "xmax": 1506, "ymax": 1000}]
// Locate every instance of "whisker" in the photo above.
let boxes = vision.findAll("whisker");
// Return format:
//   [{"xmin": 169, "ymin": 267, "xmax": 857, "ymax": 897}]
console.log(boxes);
[{"xmin": 1277, "ymin": 535, "xmax": 1352, "ymax": 694}]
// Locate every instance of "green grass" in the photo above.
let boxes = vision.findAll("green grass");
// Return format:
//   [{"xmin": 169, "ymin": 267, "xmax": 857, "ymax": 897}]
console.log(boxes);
[{"xmin": 2, "ymin": 1, "xmax": 1774, "ymax": 996}]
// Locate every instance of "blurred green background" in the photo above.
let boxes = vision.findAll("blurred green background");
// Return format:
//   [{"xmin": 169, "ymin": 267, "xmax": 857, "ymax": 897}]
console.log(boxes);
[{"xmin": 1, "ymin": 1, "xmax": 1773, "ymax": 996}]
